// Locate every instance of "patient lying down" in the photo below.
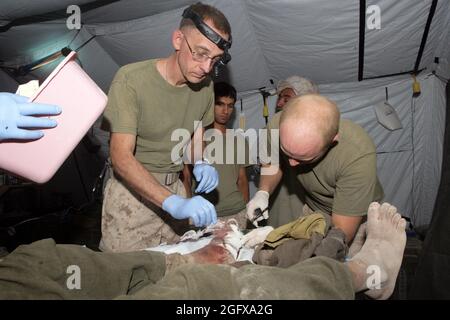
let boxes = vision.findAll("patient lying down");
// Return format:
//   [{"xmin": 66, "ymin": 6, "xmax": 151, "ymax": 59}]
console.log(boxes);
[
  {"xmin": 151, "ymin": 202, "xmax": 407, "ymax": 300},
  {"xmin": 147, "ymin": 219, "xmax": 249, "ymax": 267}
]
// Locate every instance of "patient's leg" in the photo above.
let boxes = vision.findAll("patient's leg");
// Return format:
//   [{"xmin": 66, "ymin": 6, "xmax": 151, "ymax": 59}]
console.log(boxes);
[
  {"xmin": 347, "ymin": 222, "xmax": 366, "ymax": 258},
  {"xmin": 346, "ymin": 202, "xmax": 406, "ymax": 299},
  {"xmin": 165, "ymin": 221, "xmax": 237, "ymax": 272}
]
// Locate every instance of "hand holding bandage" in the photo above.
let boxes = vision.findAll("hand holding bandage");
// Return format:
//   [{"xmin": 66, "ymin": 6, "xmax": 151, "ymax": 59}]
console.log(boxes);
[{"xmin": 241, "ymin": 226, "xmax": 274, "ymax": 248}]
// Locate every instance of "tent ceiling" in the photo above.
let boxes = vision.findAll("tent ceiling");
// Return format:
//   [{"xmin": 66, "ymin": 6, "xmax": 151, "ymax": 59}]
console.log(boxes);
[
  {"xmin": 83, "ymin": 0, "xmax": 195, "ymax": 24},
  {"xmin": 0, "ymin": 0, "xmax": 449, "ymax": 93},
  {"xmin": 0, "ymin": 0, "xmax": 97, "ymax": 26}
]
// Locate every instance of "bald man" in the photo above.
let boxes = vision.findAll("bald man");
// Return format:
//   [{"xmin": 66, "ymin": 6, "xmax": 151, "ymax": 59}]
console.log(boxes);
[
  {"xmin": 269, "ymin": 76, "xmax": 318, "ymax": 227},
  {"xmin": 247, "ymin": 94, "xmax": 384, "ymax": 244}
]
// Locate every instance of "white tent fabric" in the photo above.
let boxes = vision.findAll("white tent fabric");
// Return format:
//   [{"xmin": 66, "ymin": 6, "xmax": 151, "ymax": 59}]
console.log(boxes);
[
  {"xmin": 0, "ymin": 0, "xmax": 95, "ymax": 26},
  {"xmin": 0, "ymin": 0, "xmax": 449, "ymax": 228}
]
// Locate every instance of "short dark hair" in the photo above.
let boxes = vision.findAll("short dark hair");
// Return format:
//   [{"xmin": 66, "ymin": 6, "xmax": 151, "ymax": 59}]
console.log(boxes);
[
  {"xmin": 214, "ymin": 82, "xmax": 236, "ymax": 103},
  {"xmin": 180, "ymin": 2, "xmax": 231, "ymax": 38}
]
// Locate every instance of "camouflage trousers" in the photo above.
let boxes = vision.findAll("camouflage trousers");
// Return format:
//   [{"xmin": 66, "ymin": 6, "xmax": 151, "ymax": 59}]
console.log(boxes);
[{"xmin": 99, "ymin": 171, "xmax": 190, "ymax": 253}]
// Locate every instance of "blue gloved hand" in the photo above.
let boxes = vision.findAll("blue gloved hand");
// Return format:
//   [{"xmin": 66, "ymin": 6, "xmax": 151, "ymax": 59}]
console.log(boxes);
[
  {"xmin": 0, "ymin": 93, "xmax": 61, "ymax": 141},
  {"xmin": 162, "ymin": 194, "xmax": 217, "ymax": 227},
  {"xmin": 193, "ymin": 160, "xmax": 219, "ymax": 194}
]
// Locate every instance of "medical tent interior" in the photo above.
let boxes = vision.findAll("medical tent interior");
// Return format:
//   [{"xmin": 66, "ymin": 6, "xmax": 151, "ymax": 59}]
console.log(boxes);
[{"xmin": 0, "ymin": 0, "xmax": 449, "ymax": 299}]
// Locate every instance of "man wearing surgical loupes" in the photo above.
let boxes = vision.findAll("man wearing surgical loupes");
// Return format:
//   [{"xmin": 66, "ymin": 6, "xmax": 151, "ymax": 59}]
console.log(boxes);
[{"xmin": 99, "ymin": 2, "xmax": 232, "ymax": 252}]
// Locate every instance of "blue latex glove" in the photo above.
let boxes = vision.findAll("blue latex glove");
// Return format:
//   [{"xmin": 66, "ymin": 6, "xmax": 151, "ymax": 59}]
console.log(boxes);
[
  {"xmin": 193, "ymin": 160, "xmax": 219, "ymax": 194},
  {"xmin": 162, "ymin": 194, "xmax": 217, "ymax": 227},
  {"xmin": 0, "ymin": 93, "xmax": 61, "ymax": 141}
]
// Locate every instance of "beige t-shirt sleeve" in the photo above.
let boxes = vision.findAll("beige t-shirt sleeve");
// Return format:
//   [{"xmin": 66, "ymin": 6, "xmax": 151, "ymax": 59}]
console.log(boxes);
[
  {"xmin": 333, "ymin": 153, "xmax": 380, "ymax": 216},
  {"xmin": 102, "ymin": 71, "xmax": 139, "ymax": 135}
]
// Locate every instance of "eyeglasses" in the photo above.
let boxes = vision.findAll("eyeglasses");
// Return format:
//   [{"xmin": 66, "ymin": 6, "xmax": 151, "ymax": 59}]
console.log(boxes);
[{"xmin": 183, "ymin": 34, "xmax": 223, "ymax": 65}]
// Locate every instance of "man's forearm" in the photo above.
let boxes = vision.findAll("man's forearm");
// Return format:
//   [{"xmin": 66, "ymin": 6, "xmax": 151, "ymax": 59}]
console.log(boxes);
[
  {"xmin": 188, "ymin": 126, "xmax": 205, "ymax": 163},
  {"xmin": 237, "ymin": 179, "xmax": 250, "ymax": 203},
  {"xmin": 182, "ymin": 164, "xmax": 193, "ymax": 198},
  {"xmin": 240, "ymin": 182, "xmax": 250, "ymax": 202},
  {"xmin": 331, "ymin": 213, "xmax": 363, "ymax": 244},
  {"xmin": 258, "ymin": 164, "xmax": 283, "ymax": 194},
  {"xmin": 112, "ymin": 152, "xmax": 172, "ymax": 207}
]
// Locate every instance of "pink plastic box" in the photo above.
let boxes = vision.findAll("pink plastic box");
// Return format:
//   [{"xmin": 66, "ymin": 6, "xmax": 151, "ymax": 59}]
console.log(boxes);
[{"xmin": 0, "ymin": 51, "xmax": 107, "ymax": 183}]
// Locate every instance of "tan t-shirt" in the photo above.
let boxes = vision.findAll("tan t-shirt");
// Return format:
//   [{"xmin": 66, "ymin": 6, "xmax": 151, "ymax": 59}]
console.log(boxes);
[
  {"xmin": 102, "ymin": 59, "xmax": 214, "ymax": 173},
  {"xmin": 195, "ymin": 132, "xmax": 251, "ymax": 216},
  {"xmin": 267, "ymin": 113, "xmax": 384, "ymax": 216}
]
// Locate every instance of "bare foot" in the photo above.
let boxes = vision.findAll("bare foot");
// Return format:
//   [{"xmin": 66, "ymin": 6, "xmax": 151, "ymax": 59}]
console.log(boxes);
[{"xmin": 346, "ymin": 202, "xmax": 406, "ymax": 299}]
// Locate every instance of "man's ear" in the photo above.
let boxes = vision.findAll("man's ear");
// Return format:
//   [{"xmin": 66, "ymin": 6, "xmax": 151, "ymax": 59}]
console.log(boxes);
[
  {"xmin": 172, "ymin": 29, "xmax": 183, "ymax": 51},
  {"xmin": 333, "ymin": 133, "xmax": 339, "ymax": 142},
  {"xmin": 329, "ymin": 133, "xmax": 339, "ymax": 148}
]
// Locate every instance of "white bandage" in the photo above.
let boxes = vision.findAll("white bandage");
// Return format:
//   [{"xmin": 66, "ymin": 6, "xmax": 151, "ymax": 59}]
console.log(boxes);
[{"xmin": 241, "ymin": 226, "xmax": 274, "ymax": 248}]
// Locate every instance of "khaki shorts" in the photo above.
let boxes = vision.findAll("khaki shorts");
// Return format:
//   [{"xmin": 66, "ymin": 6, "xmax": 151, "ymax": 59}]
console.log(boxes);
[{"xmin": 99, "ymin": 170, "xmax": 190, "ymax": 253}]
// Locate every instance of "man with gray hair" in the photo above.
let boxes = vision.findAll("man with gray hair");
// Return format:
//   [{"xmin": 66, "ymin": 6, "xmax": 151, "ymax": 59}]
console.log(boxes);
[
  {"xmin": 100, "ymin": 2, "xmax": 231, "ymax": 252},
  {"xmin": 268, "ymin": 76, "xmax": 319, "ymax": 227},
  {"xmin": 275, "ymin": 75, "xmax": 319, "ymax": 112}
]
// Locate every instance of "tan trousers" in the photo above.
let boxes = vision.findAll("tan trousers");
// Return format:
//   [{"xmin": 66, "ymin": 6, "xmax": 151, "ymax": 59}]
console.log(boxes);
[{"xmin": 99, "ymin": 171, "xmax": 190, "ymax": 253}]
